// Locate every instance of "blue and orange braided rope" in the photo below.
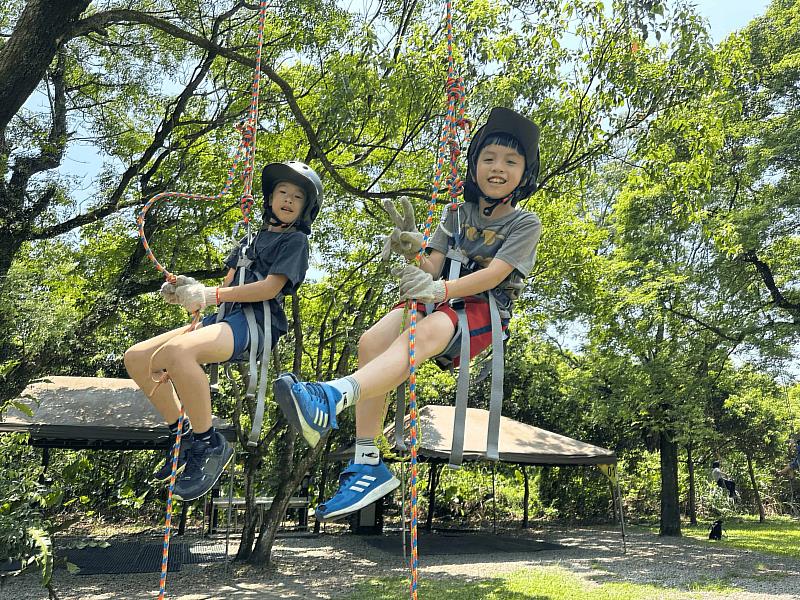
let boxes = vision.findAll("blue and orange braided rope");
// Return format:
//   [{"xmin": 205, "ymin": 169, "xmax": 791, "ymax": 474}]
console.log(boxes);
[
  {"xmin": 143, "ymin": 3, "xmax": 269, "ymax": 598},
  {"xmin": 405, "ymin": 0, "xmax": 470, "ymax": 597},
  {"xmin": 158, "ymin": 408, "xmax": 185, "ymax": 599}
]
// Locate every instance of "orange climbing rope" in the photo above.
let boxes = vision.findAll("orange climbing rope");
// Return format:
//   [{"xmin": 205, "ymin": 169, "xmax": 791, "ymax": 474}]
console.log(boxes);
[{"xmin": 404, "ymin": 0, "xmax": 471, "ymax": 597}]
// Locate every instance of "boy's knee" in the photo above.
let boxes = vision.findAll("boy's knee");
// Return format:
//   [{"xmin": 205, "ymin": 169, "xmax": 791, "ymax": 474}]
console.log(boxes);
[
  {"xmin": 123, "ymin": 347, "xmax": 146, "ymax": 373},
  {"xmin": 151, "ymin": 339, "xmax": 191, "ymax": 371},
  {"xmin": 358, "ymin": 327, "xmax": 384, "ymax": 357}
]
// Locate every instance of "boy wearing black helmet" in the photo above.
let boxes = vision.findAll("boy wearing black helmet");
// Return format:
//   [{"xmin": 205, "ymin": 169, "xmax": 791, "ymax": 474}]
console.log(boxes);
[
  {"xmin": 124, "ymin": 160, "xmax": 322, "ymax": 501},
  {"xmin": 273, "ymin": 108, "xmax": 542, "ymax": 521}
]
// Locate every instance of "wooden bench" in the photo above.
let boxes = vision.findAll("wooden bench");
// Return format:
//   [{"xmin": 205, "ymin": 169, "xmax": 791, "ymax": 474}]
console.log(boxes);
[{"xmin": 208, "ymin": 496, "xmax": 311, "ymax": 533}]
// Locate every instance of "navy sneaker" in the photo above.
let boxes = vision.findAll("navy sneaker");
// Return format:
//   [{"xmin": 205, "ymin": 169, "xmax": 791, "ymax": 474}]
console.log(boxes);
[
  {"xmin": 314, "ymin": 460, "xmax": 400, "ymax": 522},
  {"xmin": 273, "ymin": 373, "xmax": 338, "ymax": 447},
  {"xmin": 173, "ymin": 432, "xmax": 234, "ymax": 501},
  {"xmin": 151, "ymin": 432, "xmax": 193, "ymax": 484}
]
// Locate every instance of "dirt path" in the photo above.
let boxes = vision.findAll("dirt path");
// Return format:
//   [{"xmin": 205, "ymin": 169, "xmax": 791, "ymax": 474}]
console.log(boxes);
[{"xmin": 3, "ymin": 526, "xmax": 798, "ymax": 599}]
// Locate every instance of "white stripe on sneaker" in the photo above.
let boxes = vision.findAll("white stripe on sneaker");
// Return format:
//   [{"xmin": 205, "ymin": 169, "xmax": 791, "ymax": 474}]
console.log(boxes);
[{"xmin": 350, "ymin": 485, "xmax": 365, "ymax": 492}]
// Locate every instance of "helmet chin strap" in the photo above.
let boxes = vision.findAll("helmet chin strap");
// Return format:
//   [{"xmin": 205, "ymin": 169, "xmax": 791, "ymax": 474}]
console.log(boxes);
[
  {"xmin": 270, "ymin": 216, "xmax": 294, "ymax": 229},
  {"xmin": 481, "ymin": 192, "xmax": 514, "ymax": 217},
  {"xmin": 263, "ymin": 208, "xmax": 296, "ymax": 230}
]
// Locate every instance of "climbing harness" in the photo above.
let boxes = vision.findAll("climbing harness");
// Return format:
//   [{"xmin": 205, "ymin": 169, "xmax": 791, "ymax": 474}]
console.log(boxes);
[
  {"xmin": 136, "ymin": 2, "xmax": 269, "ymax": 597},
  {"xmin": 434, "ymin": 205, "xmax": 524, "ymax": 467}
]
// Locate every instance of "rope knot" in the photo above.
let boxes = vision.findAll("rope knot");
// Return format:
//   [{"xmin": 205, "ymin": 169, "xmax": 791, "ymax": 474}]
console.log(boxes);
[
  {"xmin": 447, "ymin": 178, "xmax": 464, "ymax": 198},
  {"xmin": 447, "ymin": 77, "xmax": 466, "ymax": 102},
  {"xmin": 447, "ymin": 139, "xmax": 461, "ymax": 159},
  {"xmin": 237, "ymin": 119, "xmax": 256, "ymax": 146}
]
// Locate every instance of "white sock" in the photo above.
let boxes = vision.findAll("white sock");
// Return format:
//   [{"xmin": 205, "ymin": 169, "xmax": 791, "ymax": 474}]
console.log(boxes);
[
  {"xmin": 354, "ymin": 437, "xmax": 380, "ymax": 465},
  {"xmin": 328, "ymin": 376, "xmax": 361, "ymax": 414}
]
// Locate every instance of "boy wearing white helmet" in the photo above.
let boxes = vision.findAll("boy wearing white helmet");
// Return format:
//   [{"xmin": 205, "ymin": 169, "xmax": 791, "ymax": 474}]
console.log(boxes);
[{"xmin": 124, "ymin": 161, "xmax": 322, "ymax": 501}]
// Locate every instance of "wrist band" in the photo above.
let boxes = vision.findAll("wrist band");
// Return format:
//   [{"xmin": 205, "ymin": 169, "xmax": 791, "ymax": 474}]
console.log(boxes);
[
  {"xmin": 443, "ymin": 280, "xmax": 449, "ymax": 302},
  {"xmin": 215, "ymin": 287, "xmax": 220, "ymax": 305}
]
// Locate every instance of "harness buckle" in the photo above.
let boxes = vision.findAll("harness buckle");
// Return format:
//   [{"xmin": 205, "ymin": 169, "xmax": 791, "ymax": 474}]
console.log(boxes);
[{"xmin": 448, "ymin": 297, "xmax": 466, "ymax": 311}]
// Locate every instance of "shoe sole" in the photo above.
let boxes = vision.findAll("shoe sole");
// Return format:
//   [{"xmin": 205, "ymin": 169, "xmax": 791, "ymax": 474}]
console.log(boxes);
[
  {"xmin": 152, "ymin": 462, "xmax": 186, "ymax": 484},
  {"xmin": 172, "ymin": 445, "xmax": 235, "ymax": 502},
  {"xmin": 274, "ymin": 375, "xmax": 321, "ymax": 447},
  {"xmin": 315, "ymin": 476, "xmax": 401, "ymax": 522}
]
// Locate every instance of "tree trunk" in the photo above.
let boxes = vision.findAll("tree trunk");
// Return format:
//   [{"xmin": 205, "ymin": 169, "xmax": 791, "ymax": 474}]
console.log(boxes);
[
  {"xmin": 313, "ymin": 437, "xmax": 334, "ymax": 534},
  {"xmin": 249, "ymin": 432, "xmax": 326, "ymax": 565},
  {"xmin": 0, "ymin": 0, "xmax": 90, "ymax": 129},
  {"xmin": 687, "ymin": 442, "xmax": 697, "ymax": 526},
  {"xmin": 236, "ymin": 452, "xmax": 261, "ymax": 560},
  {"xmin": 250, "ymin": 430, "xmax": 295, "ymax": 565},
  {"xmin": 659, "ymin": 433, "xmax": 681, "ymax": 536},
  {"xmin": 521, "ymin": 465, "xmax": 529, "ymax": 529},
  {"xmin": 746, "ymin": 452, "xmax": 765, "ymax": 523}
]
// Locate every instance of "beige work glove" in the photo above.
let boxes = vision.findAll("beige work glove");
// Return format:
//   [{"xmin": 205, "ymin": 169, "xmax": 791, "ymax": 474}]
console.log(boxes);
[
  {"xmin": 396, "ymin": 264, "xmax": 447, "ymax": 303},
  {"xmin": 381, "ymin": 198, "xmax": 425, "ymax": 262},
  {"xmin": 159, "ymin": 275, "xmax": 199, "ymax": 305},
  {"xmin": 174, "ymin": 283, "xmax": 218, "ymax": 313}
]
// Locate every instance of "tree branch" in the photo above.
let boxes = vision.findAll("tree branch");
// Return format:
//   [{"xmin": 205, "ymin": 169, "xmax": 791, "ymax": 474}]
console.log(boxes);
[
  {"xmin": 67, "ymin": 8, "xmax": 430, "ymax": 202},
  {"xmin": 737, "ymin": 250, "xmax": 800, "ymax": 315}
]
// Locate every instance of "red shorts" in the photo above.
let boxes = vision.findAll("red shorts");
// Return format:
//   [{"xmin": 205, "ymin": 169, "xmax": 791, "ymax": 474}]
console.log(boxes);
[{"xmin": 393, "ymin": 297, "xmax": 508, "ymax": 367}]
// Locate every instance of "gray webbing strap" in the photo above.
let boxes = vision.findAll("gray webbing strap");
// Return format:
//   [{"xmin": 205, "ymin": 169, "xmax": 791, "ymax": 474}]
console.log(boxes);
[
  {"xmin": 486, "ymin": 293, "xmax": 504, "ymax": 461},
  {"xmin": 448, "ymin": 306, "xmax": 470, "ymax": 469},
  {"xmin": 446, "ymin": 248, "xmax": 464, "ymax": 280},
  {"xmin": 446, "ymin": 246, "xmax": 471, "ymax": 468},
  {"xmin": 243, "ymin": 306, "xmax": 260, "ymax": 401},
  {"xmin": 241, "ymin": 270, "xmax": 259, "ymax": 401},
  {"xmin": 247, "ymin": 299, "xmax": 272, "ymax": 447}
]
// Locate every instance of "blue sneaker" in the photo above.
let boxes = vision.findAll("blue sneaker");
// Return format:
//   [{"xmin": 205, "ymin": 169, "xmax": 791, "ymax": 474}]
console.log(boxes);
[
  {"xmin": 315, "ymin": 460, "xmax": 400, "ymax": 522},
  {"xmin": 173, "ymin": 432, "xmax": 234, "ymax": 501},
  {"xmin": 273, "ymin": 373, "xmax": 338, "ymax": 447}
]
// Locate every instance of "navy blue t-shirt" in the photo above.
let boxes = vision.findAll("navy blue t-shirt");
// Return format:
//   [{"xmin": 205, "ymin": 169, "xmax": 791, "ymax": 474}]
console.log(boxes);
[{"xmin": 223, "ymin": 229, "xmax": 309, "ymax": 336}]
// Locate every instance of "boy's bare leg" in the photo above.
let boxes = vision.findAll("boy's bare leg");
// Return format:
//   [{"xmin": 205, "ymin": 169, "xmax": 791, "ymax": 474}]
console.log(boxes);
[
  {"xmin": 354, "ymin": 309, "xmax": 406, "ymax": 439},
  {"xmin": 124, "ymin": 326, "xmax": 190, "ymax": 424},
  {"xmin": 354, "ymin": 311, "xmax": 455, "ymax": 438},
  {"xmin": 149, "ymin": 323, "xmax": 235, "ymax": 432}
]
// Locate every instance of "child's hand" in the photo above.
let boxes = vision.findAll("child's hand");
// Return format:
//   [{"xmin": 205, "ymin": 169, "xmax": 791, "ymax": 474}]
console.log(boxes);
[
  {"xmin": 396, "ymin": 265, "xmax": 447, "ymax": 303},
  {"xmin": 381, "ymin": 198, "xmax": 423, "ymax": 261},
  {"xmin": 175, "ymin": 283, "xmax": 218, "ymax": 313},
  {"xmin": 159, "ymin": 275, "xmax": 199, "ymax": 304}
]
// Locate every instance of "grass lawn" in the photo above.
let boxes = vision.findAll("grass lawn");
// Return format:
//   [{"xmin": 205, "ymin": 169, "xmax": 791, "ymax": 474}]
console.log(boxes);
[
  {"xmin": 347, "ymin": 567, "xmax": 729, "ymax": 599},
  {"xmin": 681, "ymin": 515, "xmax": 800, "ymax": 559}
]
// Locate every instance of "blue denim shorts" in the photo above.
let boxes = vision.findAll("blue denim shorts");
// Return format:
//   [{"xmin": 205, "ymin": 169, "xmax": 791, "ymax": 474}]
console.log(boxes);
[{"xmin": 201, "ymin": 308, "xmax": 278, "ymax": 360}]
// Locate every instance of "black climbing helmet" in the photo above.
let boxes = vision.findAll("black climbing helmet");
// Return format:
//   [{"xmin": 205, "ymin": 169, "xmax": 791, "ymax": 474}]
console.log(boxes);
[
  {"xmin": 464, "ymin": 107, "xmax": 541, "ymax": 215},
  {"xmin": 261, "ymin": 160, "xmax": 323, "ymax": 234}
]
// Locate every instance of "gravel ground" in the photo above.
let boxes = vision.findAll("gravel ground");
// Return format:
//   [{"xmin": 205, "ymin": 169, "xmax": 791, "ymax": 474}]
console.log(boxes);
[{"xmin": 2, "ymin": 525, "xmax": 799, "ymax": 599}]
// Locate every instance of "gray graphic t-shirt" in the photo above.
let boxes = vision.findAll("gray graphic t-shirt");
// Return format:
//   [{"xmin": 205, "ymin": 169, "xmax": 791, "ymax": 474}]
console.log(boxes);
[{"xmin": 427, "ymin": 202, "xmax": 542, "ymax": 315}]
